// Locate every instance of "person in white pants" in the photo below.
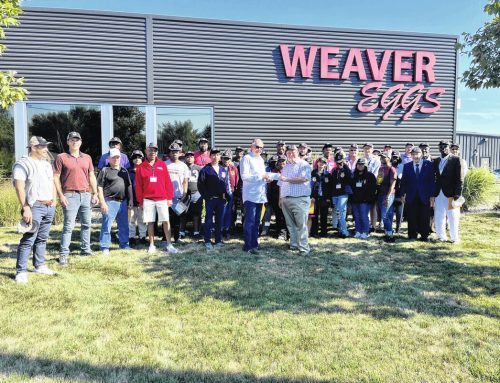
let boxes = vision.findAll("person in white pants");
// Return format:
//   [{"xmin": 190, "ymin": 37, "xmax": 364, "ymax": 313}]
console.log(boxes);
[{"xmin": 433, "ymin": 140, "xmax": 464, "ymax": 244}]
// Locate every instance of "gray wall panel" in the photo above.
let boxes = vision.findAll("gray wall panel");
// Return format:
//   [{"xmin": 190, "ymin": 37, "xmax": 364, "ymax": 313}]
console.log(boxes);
[
  {"xmin": 152, "ymin": 18, "xmax": 457, "ymax": 152},
  {"xmin": 457, "ymin": 132, "xmax": 500, "ymax": 170},
  {"xmin": 2, "ymin": 10, "xmax": 148, "ymax": 103}
]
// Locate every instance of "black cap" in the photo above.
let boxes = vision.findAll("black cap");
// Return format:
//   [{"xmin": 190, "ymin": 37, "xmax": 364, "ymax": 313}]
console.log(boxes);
[
  {"xmin": 322, "ymin": 143, "xmax": 333, "ymax": 150},
  {"xmin": 450, "ymin": 142, "xmax": 460, "ymax": 149},
  {"xmin": 109, "ymin": 137, "xmax": 122, "ymax": 144},
  {"xmin": 277, "ymin": 140, "xmax": 286, "ymax": 146},
  {"xmin": 185, "ymin": 151, "xmax": 194, "ymax": 156},
  {"xmin": 67, "ymin": 131, "xmax": 81, "ymax": 140},
  {"xmin": 363, "ymin": 143, "xmax": 373, "ymax": 148},
  {"xmin": 391, "ymin": 150, "xmax": 400, "ymax": 157},
  {"xmin": 235, "ymin": 146, "xmax": 244, "ymax": 151},
  {"xmin": 334, "ymin": 152, "xmax": 345, "ymax": 162},
  {"xmin": 147, "ymin": 142, "xmax": 158, "ymax": 150},
  {"xmin": 372, "ymin": 149, "xmax": 381, "ymax": 155},
  {"xmin": 334, "ymin": 146, "xmax": 342, "ymax": 153},
  {"xmin": 221, "ymin": 149, "xmax": 232, "ymax": 158},
  {"xmin": 286, "ymin": 144, "xmax": 298, "ymax": 151},
  {"xmin": 298, "ymin": 142, "xmax": 309, "ymax": 148},
  {"xmin": 131, "ymin": 150, "xmax": 144, "ymax": 158},
  {"xmin": 350, "ymin": 143, "xmax": 358, "ymax": 149},
  {"xmin": 357, "ymin": 158, "xmax": 367, "ymax": 165},
  {"xmin": 169, "ymin": 143, "xmax": 182, "ymax": 151},
  {"xmin": 198, "ymin": 137, "xmax": 209, "ymax": 144},
  {"xmin": 210, "ymin": 147, "xmax": 221, "ymax": 154},
  {"xmin": 438, "ymin": 140, "xmax": 450, "ymax": 146},
  {"xmin": 419, "ymin": 142, "xmax": 430, "ymax": 148},
  {"xmin": 384, "ymin": 144, "xmax": 392, "ymax": 149},
  {"xmin": 277, "ymin": 155, "xmax": 287, "ymax": 162},
  {"xmin": 27, "ymin": 136, "xmax": 51, "ymax": 147},
  {"xmin": 268, "ymin": 154, "xmax": 279, "ymax": 163}
]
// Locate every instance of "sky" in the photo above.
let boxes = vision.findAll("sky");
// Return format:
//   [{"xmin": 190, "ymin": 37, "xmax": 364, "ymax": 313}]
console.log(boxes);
[{"xmin": 22, "ymin": 0, "xmax": 500, "ymax": 135}]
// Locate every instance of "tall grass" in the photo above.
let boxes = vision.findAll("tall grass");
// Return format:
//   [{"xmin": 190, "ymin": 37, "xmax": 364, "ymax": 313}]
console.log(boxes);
[
  {"xmin": 463, "ymin": 167, "xmax": 496, "ymax": 209},
  {"xmin": 0, "ymin": 181, "xmax": 64, "ymax": 226}
]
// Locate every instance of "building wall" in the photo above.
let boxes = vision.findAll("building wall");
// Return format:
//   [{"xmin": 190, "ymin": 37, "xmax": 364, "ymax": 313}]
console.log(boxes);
[
  {"xmin": 457, "ymin": 132, "xmax": 500, "ymax": 171},
  {"xmin": 2, "ymin": 8, "xmax": 458, "ymax": 152}
]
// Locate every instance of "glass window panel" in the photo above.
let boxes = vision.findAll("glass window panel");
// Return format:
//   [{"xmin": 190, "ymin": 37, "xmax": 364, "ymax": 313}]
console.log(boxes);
[
  {"xmin": 27, "ymin": 103, "xmax": 102, "ymax": 165},
  {"xmin": 156, "ymin": 107, "xmax": 212, "ymax": 155},
  {"xmin": 112, "ymin": 106, "xmax": 146, "ymax": 156},
  {"xmin": 0, "ymin": 107, "xmax": 14, "ymax": 177}
]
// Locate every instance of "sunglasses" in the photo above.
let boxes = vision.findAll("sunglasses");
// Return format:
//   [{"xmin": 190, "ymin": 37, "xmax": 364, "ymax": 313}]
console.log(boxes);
[{"xmin": 254, "ymin": 145, "xmax": 263, "ymax": 150}]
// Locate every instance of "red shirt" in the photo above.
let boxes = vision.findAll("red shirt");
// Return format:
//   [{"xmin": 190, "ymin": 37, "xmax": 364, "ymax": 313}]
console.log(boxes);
[
  {"xmin": 194, "ymin": 151, "xmax": 211, "ymax": 166},
  {"xmin": 135, "ymin": 159, "xmax": 174, "ymax": 204},
  {"xmin": 227, "ymin": 164, "xmax": 240, "ymax": 193},
  {"xmin": 53, "ymin": 152, "xmax": 94, "ymax": 193}
]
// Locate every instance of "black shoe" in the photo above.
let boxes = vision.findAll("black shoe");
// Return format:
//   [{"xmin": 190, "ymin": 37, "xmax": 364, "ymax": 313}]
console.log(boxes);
[
  {"xmin": 419, "ymin": 237, "xmax": 429, "ymax": 242},
  {"xmin": 80, "ymin": 250, "xmax": 94, "ymax": 256},
  {"xmin": 369, "ymin": 227, "xmax": 375, "ymax": 233},
  {"xmin": 140, "ymin": 237, "xmax": 149, "ymax": 245},
  {"xmin": 59, "ymin": 255, "xmax": 68, "ymax": 266},
  {"xmin": 383, "ymin": 235, "xmax": 396, "ymax": 243},
  {"xmin": 247, "ymin": 248, "xmax": 259, "ymax": 255},
  {"xmin": 338, "ymin": 233, "xmax": 347, "ymax": 239},
  {"xmin": 129, "ymin": 238, "xmax": 137, "ymax": 246}
]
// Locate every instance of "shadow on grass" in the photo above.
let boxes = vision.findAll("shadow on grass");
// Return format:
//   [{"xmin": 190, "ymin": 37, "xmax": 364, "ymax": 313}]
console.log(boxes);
[
  {"xmin": 144, "ymin": 236, "xmax": 499, "ymax": 320},
  {"xmin": 0, "ymin": 352, "xmax": 333, "ymax": 383}
]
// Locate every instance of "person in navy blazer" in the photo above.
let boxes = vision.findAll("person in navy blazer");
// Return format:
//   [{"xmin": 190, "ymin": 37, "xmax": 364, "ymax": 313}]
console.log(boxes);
[{"xmin": 400, "ymin": 147, "xmax": 435, "ymax": 241}]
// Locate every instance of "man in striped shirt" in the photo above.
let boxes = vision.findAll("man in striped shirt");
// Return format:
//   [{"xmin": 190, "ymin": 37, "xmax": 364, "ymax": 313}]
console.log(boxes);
[{"xmin": 279, "ymin": 145, "xmax": 312, "ymax": 255}]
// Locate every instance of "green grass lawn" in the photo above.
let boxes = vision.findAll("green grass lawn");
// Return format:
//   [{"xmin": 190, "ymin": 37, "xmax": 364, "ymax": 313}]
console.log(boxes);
[{"xmin": 0, "ymin": 212, "xmax": 498, "ymax": 383}]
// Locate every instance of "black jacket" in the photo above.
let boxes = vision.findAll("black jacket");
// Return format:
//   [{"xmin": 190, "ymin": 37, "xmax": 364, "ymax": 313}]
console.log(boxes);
[
  {"xmin": 350, "ymin": 170, "xmax": 377, "ymax": 204},
  {"xmin": 311, "ymin": 169, "xmax": 330, "ymax": 199},
  {"xmin": 433, "ymin": 155, "xmax": 463, "ymax": 199},
  {"xmin": 327, "ymin": 163, "xmax": 352, "ymax": 197}
]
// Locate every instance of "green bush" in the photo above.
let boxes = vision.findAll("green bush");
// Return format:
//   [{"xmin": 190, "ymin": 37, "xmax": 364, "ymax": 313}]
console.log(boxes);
[
  {"xmin": 0, "ymin": 181, "xmax": 64, "ymax": 226},
  {"xmin": 462, "ymin": 167, "xmax": 496, "ymax": 210}
]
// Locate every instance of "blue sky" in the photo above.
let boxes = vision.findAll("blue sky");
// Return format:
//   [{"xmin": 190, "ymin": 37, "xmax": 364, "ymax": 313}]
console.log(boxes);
[{"xmin": 23, "ymin": 0, "xmax": 500, "ymax": 135}]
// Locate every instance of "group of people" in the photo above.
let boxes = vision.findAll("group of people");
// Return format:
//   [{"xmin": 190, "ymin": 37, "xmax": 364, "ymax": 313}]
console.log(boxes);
[{"xmin": 12, "ymin": 132, "xmax": 465, "ymax": 283}]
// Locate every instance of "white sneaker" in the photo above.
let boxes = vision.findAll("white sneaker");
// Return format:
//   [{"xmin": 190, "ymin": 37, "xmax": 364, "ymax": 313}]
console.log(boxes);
[
  {"xmin": 354, "ymin": 232, "xmax": 361, "ymax": 239},
  {"xmin": 147, "ymin": 245, "xmax": 157, "ymax": 254},
  {"xmin": 15, "ymin": 272, "xmax": 28, "ymax": 283},
  {"xmin": 205, "ymin": 242, "xmax": 214, "ymax": 251},
  {"xmin": 33, "ymin": 265, "xmax": 56, "ymax": 275},
  {"xmin": 165, "ymin": 243, "xmax": 178, "ymax": 254},
  {"xmin": 360, "ymin": 233, "xmax": 369, "ymax": 239},
  {"xmin": 102, "ymin": 249, "xmax": 110, "ymax": 256}
]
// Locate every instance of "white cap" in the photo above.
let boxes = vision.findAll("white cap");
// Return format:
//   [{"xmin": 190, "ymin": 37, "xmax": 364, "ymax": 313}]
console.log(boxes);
[{"xmin": 109, "ymin": 148, "xmax": 121, "ymax": 158}]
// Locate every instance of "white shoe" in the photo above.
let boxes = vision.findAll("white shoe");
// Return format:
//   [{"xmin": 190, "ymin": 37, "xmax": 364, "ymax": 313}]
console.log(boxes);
[
  {"xmin": 15, "ymin": 272, "xmax": 28, "ymax": 284},
  {"xmin": 205, "ymin": 242, "xmax": 214, "ymax": 251},
  {"xmin": 360, "ymin": 233, "xmax": 369, "ymax": 239},
  {"xmin": 33, "ymin": 265, "xmax": 56, "ymax": 275},
  {"xmin": 102, "ymin": 249, "xmax": 110, "ymax": 256},
  {"xmin": 354, "ymin": 232, "xmax": 361, "ymax": 239},
  {"xmin": 147, "ymin": 245, "xmax": 157, "ymax": 254},
  {"xmin": 165, "ymin": 243, "xmax": 178, "ymax": 254}
]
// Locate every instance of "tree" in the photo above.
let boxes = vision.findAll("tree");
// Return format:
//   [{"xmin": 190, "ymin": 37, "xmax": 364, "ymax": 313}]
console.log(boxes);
[
  {"xmin": 0, "ymin": 0, "xmax": 27, "ymax": 109},
  {"xmin": 157, "ymin": 120, "xmax": 212, "ymax": 155},
  {"xmin": 458, "ymin": 0, "xmax": 500, "ymax": 89},
  {"xmin": 113, "ymin": 106, "xmax": 146, "ymax": 155},
  {"xmin": 0, "ymin": 108, "xmax": 14, "ymax": 176}
]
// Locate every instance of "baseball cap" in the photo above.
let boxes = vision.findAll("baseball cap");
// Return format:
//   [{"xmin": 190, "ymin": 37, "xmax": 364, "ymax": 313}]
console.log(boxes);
[
  {"xmin": 27, "ymin": 136, "xmax": 51, "ymax": 147},
  {"xmin": 411, "ymin": 147, "xmax": 422, "ymax": 154},
  {"xmin": 357, "ymin": 158, "xmax": 367, "ymax": 165},
  {"xmin": 438, "ymin": 140, "xmax": 450, "ymax": 146},
  {"xmin": 450, "ymin": 143, "xmax": 460, "ymax": 149},
  {"xmin": 277, "ymin": 140, "xmax": 286, "ymax": 146},
  {"xmin": 391, "ymin": 150, "xmax": 400, "ymax": 158},
  {"xmin": 109, "ymin": 148, "xmax": 121, "ymax": 158},
  {"xmin": 419, "ymin": 142, "xmax": 430, "ymax": 148},
  {"xmin": 147, "ymin": 142, "xmax": 158, "ymax": 150},
  {"xmin": 67, "ymin": 131, "xmax": 81, "ymax": 140},
  {"xmin": 277, "ymin": 155, "xmax": 287, "ymax": 162},
  {"xmin": 286, "ymin": 144, "xmax": 298, "ymax": 151},
  {"xmin": 109, "ymin": 137, "xmax": 122, "ymax": 145},
  {"xmin": 235, "ymin": 146, "xmax": 244, "ymax": 151},
  {"xmin": 169, "ymin": 143, "xmax": 182, "ymax": 152},
  {"xmin": 131, "ymin": 150, "xmax": 144, "ymax": 159},
  {"xmin": 198, "ymin": 137, "xmax": 209, "ymax": 144},
  {"xmin": 222, "ymin": 149, "xmax": 233, "ymax": 158},
  {"xmin": 384, "ymin": 144, "xmax": 392, "ymax": 149},
  {"xmin": 350, "ymin": 143, "xmax": 358, "ymax": 149},
  {"xmin": 174, "ymin": 139, "xmax": 183, "ymax": 146},
  {"xmin": 372, "ymin": 149, "xmax": 381, "ymax": 155},
  {"xmin": 335, "ymin": 152, "xmax": 345, "ymax": 162},
  {"xmin": 17, "ymin": 219, "xmax": 40, "ymax": 234},
  {"xmin": 322, "ymin": 143, "xmax": 333, "ymax": 150},
  {"xmin": 379, "ymin": 152, "xmax": 389, "ymax": 159},
  {"xmin": 363, "ymin": 143, "xmax": 373, "ymax": 148},
  {"xmin": 210, "ymin": 147, "xmax": 221, "ymax": 154},
  {"xmin": 185, "ymin": 151, "xmax": 194, "ymax": 156}
]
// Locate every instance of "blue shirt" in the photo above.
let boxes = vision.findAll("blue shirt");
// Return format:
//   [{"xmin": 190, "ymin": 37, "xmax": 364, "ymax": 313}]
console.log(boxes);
[{"xmin": 97, "ymin": 152, "xmax": 130, "ymax": 170}]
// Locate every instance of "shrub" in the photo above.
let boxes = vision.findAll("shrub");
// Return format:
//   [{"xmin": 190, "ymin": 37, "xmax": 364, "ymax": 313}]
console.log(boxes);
[
  {"xmin": 462, "ymin": 167, "xmax": 496, "ymax": 210},
  {"xmin": 0, "ymin": 181, "xmax": 64, "ymax": 226}
]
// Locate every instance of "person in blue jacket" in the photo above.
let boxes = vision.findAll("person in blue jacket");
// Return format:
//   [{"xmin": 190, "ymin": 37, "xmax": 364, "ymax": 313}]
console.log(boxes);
[
  {"xmin": 97, "ymin": 137, "xmax": 130, "ymax": 170},
  {"xmin": 198, "ymin": 148, "xmax": 231, "ymax": 251}
]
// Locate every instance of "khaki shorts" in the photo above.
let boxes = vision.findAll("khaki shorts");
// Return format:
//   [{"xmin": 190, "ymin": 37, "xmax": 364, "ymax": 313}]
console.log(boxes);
[{"xmin": 143, "ymin": 198, "xmax": 170, "ymax": 223}]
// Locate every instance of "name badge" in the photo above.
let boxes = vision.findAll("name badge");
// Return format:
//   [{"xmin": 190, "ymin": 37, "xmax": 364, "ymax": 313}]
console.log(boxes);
[
  {"xmin": 150, "ymin": 177, "xmax": 157, "ymax": 183},
  {"xmin": 356, "ymin": 181, "xmax": 362, "ymax": 188},
  {"xmin": 324, "ymin": 178, "xmax": 329, "ymax": 183},
  {"xmin": 336, "ymin": 184, "xmax": 341, "ymax": 189},
  {"xmin": 221, "ymin": 172, "xmax": 226, "ymax": 177}
]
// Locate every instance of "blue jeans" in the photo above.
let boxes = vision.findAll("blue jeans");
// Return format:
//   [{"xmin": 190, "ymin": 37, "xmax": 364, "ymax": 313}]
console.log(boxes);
[
  {"xmin": 60, "ymin": 191, "xmax": 92, "ymax": 255},
  {"xmin": 100, "ymin": 199, "xmax": 129, "ymax": 250},
  {"xmin": 243, "ymin": 201, "xmax": 263, "ymax": 251},
  {"xmin": 331, "ymin": 194, "xmax": 349, "ymax": 235},
  {"xmin": 222, "ymin": 193, "xmax": 234, "ymax": 231},
  {"xmin": 16, "ymin": 204, "xmax": 55, "ymax": 273},
  {"xmin": 352, "ymin": 202, "xmax": 370, "ymax": 235},
  {"xmin": 204, "ymin": 197, "xmax": 225, "ymax": 244},
  {"xmin": 378, "ymin": 193, "xmax": 395, "ymax": 235}
]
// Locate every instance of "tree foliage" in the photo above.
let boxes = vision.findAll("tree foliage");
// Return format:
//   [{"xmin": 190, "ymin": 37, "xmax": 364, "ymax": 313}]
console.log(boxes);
[
  {"xmin": 0, "ymin": 0, "xmax": 27, "ymax": 109},
  {"xmin": 113, "ymin": 106, "xmax": 146, "ymax": 156},
  {"xmin": 458, "ymin": 0, "xmax": 500, "ymax": 89},
  {"xmin": 0, "ymin": 108, "xmax": 14, "ymax": 176},
  {"xmin": 157, "ymin": 120, "xmax": 207, "ymax": 155}
]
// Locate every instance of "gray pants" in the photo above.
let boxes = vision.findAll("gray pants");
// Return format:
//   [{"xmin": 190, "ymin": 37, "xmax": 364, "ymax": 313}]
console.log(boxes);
[{"xmin": 282, "ymin": 196, "xmax": 310, "ymax": 253}]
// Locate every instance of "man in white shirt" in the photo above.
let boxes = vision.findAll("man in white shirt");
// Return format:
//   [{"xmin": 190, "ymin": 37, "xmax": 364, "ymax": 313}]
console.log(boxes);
[
  {"xmin": 166, "ymin": 142, "xmax": 190, "ymax": 243},
  {"xmin": 12, "ymin": 136, "xmax": 57, "ymax": 283},
  {"xmin": 240, "ymin": 138, "xmax": 270, "ymax": 254}
]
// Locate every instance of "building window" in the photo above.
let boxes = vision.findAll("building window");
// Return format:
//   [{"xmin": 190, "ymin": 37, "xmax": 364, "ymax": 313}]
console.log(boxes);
[
  {"xmin": 112, "ymin": 106, "xmax": 146, "ymax": 156},
  {"xmin": 27, "ymin": 103, "xmax": 102, "ymax": 164},
  {"xmin": 0, "ymin": 107, "xmax": 14, "ymax": 176},
  {"xmin": 156, "ymin": 107, "xmax": 212, "ymax": 155}
]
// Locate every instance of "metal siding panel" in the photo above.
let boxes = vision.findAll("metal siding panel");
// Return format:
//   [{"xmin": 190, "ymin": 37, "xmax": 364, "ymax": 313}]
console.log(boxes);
[
  {"xmin": 153, "ymin": 18, "xmax": 457, "ymax": 152},
  {"xmin": 1, "ymin": 10, "xmax": 148, "ymax": 103},
  {"xmin": 456, "ymin": 132, "xmax": 500, "ymax": 170}
]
